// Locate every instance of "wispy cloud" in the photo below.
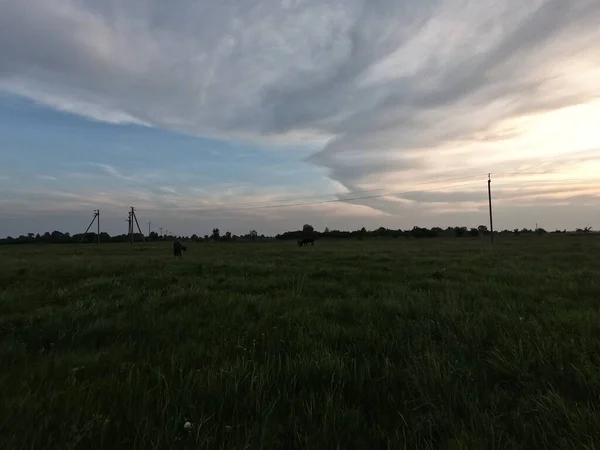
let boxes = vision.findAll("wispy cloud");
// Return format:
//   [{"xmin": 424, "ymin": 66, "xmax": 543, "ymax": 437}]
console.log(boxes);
[
  {"xmin": 84, "ymin": 162, "xmax": 138, "ymax": 181},
  {"xmin": 36, "ymin": 175, "xmax": 57, "ymax": 181}
]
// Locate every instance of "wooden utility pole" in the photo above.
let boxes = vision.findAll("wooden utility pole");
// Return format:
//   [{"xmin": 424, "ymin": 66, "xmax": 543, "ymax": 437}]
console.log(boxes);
[
  {"xmin": 129, "ymin": 207, "xmax": 145, "ymax": 243},
  {"xmin": 488, "ymin": 173, "xmax": 494, "ymax": 244},
  {"xmin": 148, "ymin": 221, "xmax": 151, "ymax": 237},
  {"xmin": 159, "ymin": 227, "xmax": 163, "ymax": 237},
  {"xmin": 80, "ymin": 209, "xmax": 100, "ymax": 244},
  {"xmin": 127, "ymin": 212, "xmax": 133, "ymax": 244}
]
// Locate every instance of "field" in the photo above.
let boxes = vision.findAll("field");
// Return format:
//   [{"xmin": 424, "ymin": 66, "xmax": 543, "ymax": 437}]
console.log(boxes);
[{"xmin": 1, "ymin": 237, "xmax": 600, "ymax": 449}]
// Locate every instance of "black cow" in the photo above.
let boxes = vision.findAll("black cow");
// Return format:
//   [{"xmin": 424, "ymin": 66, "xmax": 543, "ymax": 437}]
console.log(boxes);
[
  {"xmin": 297, "ymin": 238, "xmax": 314, "ymax": 247},
  {"xmin": 173, "ymin": 240, "xmax": 187, "ymax": 257}
]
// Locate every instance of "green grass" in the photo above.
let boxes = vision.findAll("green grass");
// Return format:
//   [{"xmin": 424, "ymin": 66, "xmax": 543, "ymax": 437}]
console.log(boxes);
[{"xmin": 1, "ymin": 238, "xmax": 600, "ymax": 449}]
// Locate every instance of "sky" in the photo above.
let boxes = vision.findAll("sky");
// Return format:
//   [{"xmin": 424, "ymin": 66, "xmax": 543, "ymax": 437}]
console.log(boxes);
[{"xmin": 1, "ymin": 0, "xmax": 600, "ymax": 237}]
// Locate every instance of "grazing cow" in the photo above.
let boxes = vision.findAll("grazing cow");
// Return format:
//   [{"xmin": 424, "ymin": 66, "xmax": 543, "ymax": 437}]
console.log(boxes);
[
  {"xmin": 173, "ymin": 240, "xmax": 187, "ymax": 257},
  {"xmin": 297, "ymin": 238, "xmax": 315, "ymax": 247}
]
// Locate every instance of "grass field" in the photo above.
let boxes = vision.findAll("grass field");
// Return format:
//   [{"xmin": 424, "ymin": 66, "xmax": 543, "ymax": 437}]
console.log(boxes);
[{"xmin": 1, "ymin": 237, "xmax": 600, "ymax": 449}]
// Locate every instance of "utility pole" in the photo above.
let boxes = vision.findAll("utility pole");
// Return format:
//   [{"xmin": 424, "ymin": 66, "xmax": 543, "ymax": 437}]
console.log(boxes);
[
  {"xmin": 127, "ymin": 212, "xmax": 132, "ymax": 244},
  {"xmin": 148, "ymin": 221, "xmax": 151, "ymax": 237},
  {"xmin": 80, "ymin": 209, "xmax": 100, "ymax": 244},
  {"xmin": 129, "ymin": 206, "xmax": 146, "ymax": 244},
  {"xmin": 159, "ymin": 227, "xmax": 163, "ymax": 237},
  {"xmin": 488, "ymin": 173, "xmax": 494, "ymax": 244}
]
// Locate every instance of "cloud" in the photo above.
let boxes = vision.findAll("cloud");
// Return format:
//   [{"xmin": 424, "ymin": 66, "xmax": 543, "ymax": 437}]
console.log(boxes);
[
  {"xmin": 1, "ymin": 0, "xmax": 600, "ymax": 228},
  {"xmin": 36, "ymin": 175, "xmax": 57, "ymax": 181},
  {"xmin": 84, "ymin": 163, "xmax": 135, "ymax": 181},
  {"xmin": 398, "ymin": 185, "xmax": 600, "ymax": 205}
]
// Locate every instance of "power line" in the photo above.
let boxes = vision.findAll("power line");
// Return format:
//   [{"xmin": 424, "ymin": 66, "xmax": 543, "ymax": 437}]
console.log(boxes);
[
  {"xmin": 135, "ymin": 174, "xmax": 488, "ymax": 213},
  {"xmin": 136, "ymin": 178, "xmax": 486, "ymax": 214},
  {"xmin": 136, "ymin": 171, "xmax": 568, "ymax": 214},
  {"xmin": 0, "ymin": 170, "xmax": 590, "ymax": 219},
  {"xmin": 135, "ymin": 175, "xmax": 481, "ymax": 212},
  {"xmin": 135, "ymin": 170, "xmax": 570, "ymax": 214}
]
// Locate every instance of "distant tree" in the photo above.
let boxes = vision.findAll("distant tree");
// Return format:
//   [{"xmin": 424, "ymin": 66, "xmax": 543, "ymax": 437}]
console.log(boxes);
[
  {"xmin": 374, "ymin": 226, "xmax": 386, "ymax": 236},
  {"xmin": 477, "ymin": 225, "xmax": 488, "ymax": 233},
  {"xmin": 357, "ymin": 227, "xmax": 367, "ymax": 240},
  {"xmin": 303, "ymin": 224, "xmax": 314, "ymax": 233},
  {"xmin": 324, "ymin": 227, "xmax": 330, "ymax": 233},
  {"xmin": 469, "ymin": 228, "xmax": 479, "ymax": 237},
  {"xmin": 225, "ymin": 231, "xmax": 232, "ymax": 241},
  {"xmin": 409, "ymin": 226, "xmax": 438, "ymax": 238},
  {"xmin": 536, "ymin": 228, "xmax": 547, "ymax": 236},
  {"xmin": 249, "ymin": 230, "xmax": 258, "ymax": 240},
  {"xmin": 204, "ymin": 235, "xmax": 209, "ymax": 241},
  {"xmin": 454, "ymin": 226, "xmax": 467, "ymax": 237},
  {"xmin": 211, "ymin": 228, "xmax": 220, "ymax": 240}
]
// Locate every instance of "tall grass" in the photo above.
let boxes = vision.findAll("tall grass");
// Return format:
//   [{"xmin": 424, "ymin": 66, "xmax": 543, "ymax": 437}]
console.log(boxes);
[{"xmin": 1, "ymin": 238, "xmax": 599, "ymax": 449}]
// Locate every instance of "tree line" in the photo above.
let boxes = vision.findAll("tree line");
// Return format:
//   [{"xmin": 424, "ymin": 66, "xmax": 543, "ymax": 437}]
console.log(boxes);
[{"xmin": 0, "ymin": 224, "xmax": 592, "ymax": 245}]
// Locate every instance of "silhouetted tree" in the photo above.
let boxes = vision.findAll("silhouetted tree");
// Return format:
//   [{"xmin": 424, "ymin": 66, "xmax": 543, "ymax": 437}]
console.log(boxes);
[
  {"xmin": 303, "ymin": 224, "xmax": 314, "ymax": 233},
  {"xmin": 454, "ymin": 226, "xmax": 467, "ymax": 237},
  {"xmin": 211, "ymin": 228, "xmax": 220, "ymax": 240}
]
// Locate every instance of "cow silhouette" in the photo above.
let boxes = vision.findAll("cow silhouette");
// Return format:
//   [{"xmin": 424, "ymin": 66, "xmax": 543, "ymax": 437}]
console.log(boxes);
[
  {"xmin": 173, "ymin": 240, "xmax": 187, "ymax": 257},
  {"xmin": 297, "ymin": 238, "xmax": 314, "ymax": 247}
]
